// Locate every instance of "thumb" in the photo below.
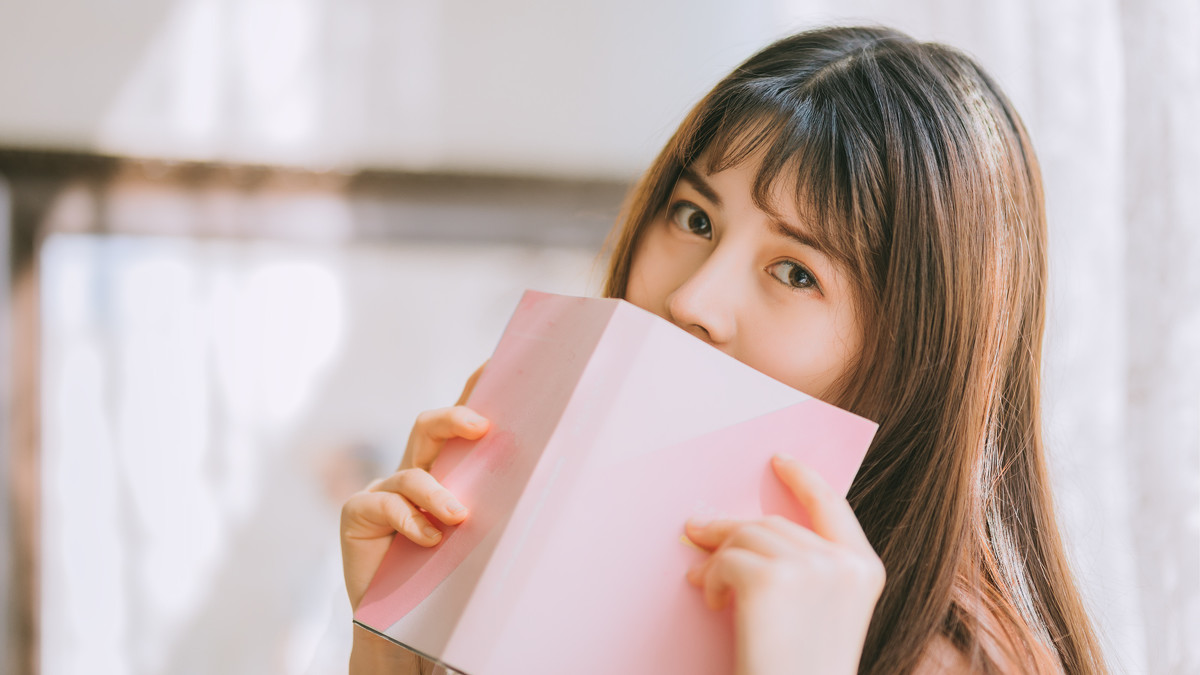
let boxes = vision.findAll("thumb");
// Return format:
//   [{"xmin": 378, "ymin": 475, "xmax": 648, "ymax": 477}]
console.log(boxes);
[{"xmin": 455, "ymin": 361, "xmax": 488, "ymax": 406}]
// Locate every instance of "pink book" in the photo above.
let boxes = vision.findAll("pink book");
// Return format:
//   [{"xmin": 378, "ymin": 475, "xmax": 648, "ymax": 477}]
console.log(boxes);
[{"xmin": 354, "ymin": 290, "xmax": 877, "ymax": 674}]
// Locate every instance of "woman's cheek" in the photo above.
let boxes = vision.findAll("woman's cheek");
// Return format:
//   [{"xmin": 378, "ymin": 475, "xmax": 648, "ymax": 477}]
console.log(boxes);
[
  {"xmin": 627, "ymin": 229, "xmax": 705, "ymax": 318},
  {"xmin": 745, "ymin": 317, "xmax": 847, "ymax": 399}
]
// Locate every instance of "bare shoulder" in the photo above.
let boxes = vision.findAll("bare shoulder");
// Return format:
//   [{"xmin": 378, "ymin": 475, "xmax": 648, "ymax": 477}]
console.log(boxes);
[
  {"xmin": 913, "ymin": 634, "xmax": 1059, "ymax": 675},
  {"xmin": 912, "ymin": 635, "xmax": 978, "ymax": 674}
]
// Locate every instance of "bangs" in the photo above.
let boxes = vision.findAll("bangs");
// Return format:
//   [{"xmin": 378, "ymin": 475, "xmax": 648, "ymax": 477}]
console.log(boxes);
[{"xmin": 685, "ymin": 91, "xmax": 885, "ymax": 272}]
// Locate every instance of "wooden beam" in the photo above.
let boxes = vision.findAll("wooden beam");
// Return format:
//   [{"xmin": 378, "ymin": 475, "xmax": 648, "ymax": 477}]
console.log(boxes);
[
  {"xmin": 2, "ymin": 171, "xmax": 49, "ymax": 675},
  {"xmin": 0, "ymin": 148, "xmax": 628, "ymax": 248}
]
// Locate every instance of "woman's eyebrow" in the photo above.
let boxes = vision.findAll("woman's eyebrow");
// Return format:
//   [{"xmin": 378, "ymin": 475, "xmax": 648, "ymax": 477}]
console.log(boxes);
[
  {"xmin": 770, "ymin": 219, "xmax": 829, "ymax": 256},
  {"xmin": 678, "ymin": 167, "xmax": 723, "ymax": 208},
  {"xmin": 679, "ymin": 166, "xmax": 830, "ymax": 257}
]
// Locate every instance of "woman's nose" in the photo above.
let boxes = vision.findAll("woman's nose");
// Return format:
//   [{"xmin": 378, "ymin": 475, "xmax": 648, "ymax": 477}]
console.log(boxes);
[{"xmin": 665, "ymin": 254, "xmax": 739, "ymax": 345}]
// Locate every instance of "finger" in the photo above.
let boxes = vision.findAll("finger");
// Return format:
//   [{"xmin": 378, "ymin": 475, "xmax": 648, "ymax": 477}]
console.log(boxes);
[
  {"xmin": 686, "ymin": 522, "xmax": 790, "ymax": 590},
  {"xmin": 403, "ymin": 406, "xmax": 491, "ymax": 471},
  {"xmin": 757, "ymin": 513, "xmax": 830, "ymax": 549},
  {"xmin": 370, "ymin": 468, "xmax": 469, "ymax": 525},
  {"xmin": 703, "ymin": 547, "xmax": 766, "ymax": 610},
  {"xmin": 341, "ymin": 491, "xmax": 397, "ymax": 541},
  {"xmin": 771, "ymin": 454, "xmax": 872, "ymax": 552},
  {"xmin": 356, "ymin": 491, "xmax": 444, "ymax": 547},
  {"xmin": 684, "ymin": 518, "xmax": 744, "ymax": 551},
  {"xmin": 686, "ymin": 519, "xmax": 796, "ymax": 556},
  {"xmin": 454, "ymin": 361, "xmax": 488, "ymax": 406}
]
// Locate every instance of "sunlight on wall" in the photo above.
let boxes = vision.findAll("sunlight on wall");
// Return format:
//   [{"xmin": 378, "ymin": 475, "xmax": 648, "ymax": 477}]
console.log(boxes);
[
  {"xmin": 86, "ymin": 0, "xmax": 784, "ymax": 176},
  {"xmin": 40, "ymin": 234, "xmax": 598, "ymax": 674},
  {"xmin": 98, "ymin": 0, "xmax": 334, "ymax": 165},
  {"xmin": 42, "ymin": 237, "xmax": 346, "ymax": 674}
]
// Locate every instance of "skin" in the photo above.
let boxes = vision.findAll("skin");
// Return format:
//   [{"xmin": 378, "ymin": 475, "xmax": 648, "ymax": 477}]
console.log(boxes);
[
  {"xmin": 625, "ymin": 159, "xmax": 862, "ymax": 399},
  {"xmin": 341, "ymin": 157, "xmax": 887, "ymax": 674}
]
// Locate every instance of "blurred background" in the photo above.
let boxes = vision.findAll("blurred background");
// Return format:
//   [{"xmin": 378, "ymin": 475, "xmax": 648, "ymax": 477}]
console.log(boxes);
[{"xmin": 1, "ymin": 1, "xmax": 1196, "ymax": 674}]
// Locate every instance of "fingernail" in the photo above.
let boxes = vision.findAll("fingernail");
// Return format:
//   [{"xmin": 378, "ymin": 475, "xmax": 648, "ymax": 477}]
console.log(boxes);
[
  {"xmin": 446, "ymin": 498, "xmax": 467, "ymax": 515},
  {"xmin": 422, "ymin": 525, "xmax": 442, "ymax": 540},
  {"xmin": 464, "ymin": 412, "xmax": 487, "ymax": 427},
  {"xmin": 773, "ymin": 453, "xmax": 795, "ymax": 464}
]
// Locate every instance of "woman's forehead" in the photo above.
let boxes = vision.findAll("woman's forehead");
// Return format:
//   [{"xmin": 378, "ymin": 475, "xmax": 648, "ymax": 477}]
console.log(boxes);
[{"xmin": 685, "ymin": 150, "xmax": 813, "ymax": 224}]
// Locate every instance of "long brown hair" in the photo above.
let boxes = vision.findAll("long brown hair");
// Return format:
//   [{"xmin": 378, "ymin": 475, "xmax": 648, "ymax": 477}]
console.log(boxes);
[{"xmin": 603, "ymin": 26, "xmax": 1107, "ymax": 674}]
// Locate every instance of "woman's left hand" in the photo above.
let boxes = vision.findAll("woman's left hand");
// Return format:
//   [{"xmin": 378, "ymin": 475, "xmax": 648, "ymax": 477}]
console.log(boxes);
[{"xmin": 685, "ymin": 453, "xmax": 885, "ymax": 675}]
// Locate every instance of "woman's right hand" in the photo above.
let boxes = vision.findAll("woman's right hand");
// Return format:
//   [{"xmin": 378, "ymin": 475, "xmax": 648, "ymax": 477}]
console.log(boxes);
[{"xmin": 340, "ymin": 365, "xmax": 490, "ymax": 611}]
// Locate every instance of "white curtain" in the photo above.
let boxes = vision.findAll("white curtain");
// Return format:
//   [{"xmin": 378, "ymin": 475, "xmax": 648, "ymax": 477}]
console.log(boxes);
[{"xmin": 1114, "ymin": 0, "xmax": 1200, "ymax": 672}]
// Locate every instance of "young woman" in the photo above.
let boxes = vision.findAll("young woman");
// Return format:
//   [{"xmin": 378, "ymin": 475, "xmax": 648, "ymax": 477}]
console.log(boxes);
[{"xmin": 341, "ymin": 25, "xmax": 1109, "ymax": 674}]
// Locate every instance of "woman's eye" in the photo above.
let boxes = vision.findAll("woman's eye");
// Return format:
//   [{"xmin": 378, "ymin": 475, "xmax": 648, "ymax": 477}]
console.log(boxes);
[
  {"xmin": 668, "ymin": 202, "xmax": 712, "ymax": 239},
  {"xmin": 767, "ymin": 261, "xmax": 819, "ymax": 290}
]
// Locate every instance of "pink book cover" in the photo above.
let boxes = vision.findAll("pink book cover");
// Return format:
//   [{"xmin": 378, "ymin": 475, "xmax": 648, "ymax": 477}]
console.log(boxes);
[{"xmin": 354, "ymin": 290, "xmax": 878, "ymax": 674}]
